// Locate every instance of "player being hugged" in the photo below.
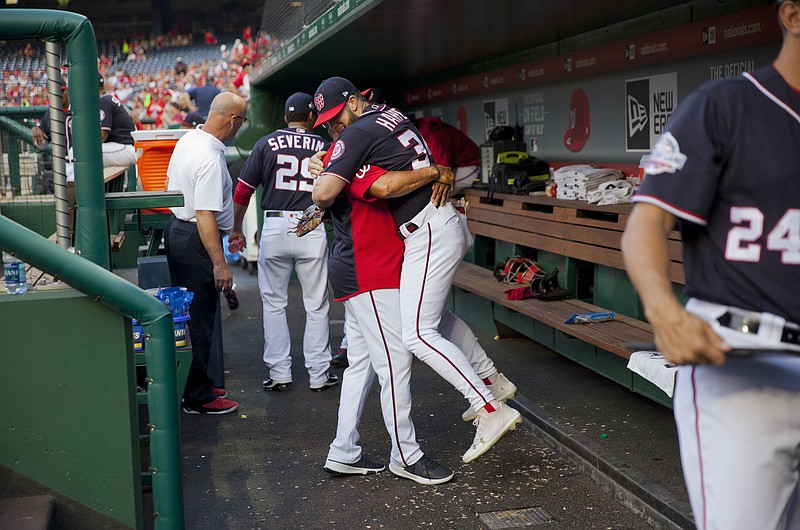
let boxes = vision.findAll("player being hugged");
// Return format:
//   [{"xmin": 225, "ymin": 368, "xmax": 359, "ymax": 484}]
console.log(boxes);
[{"xmin": 311, "ymin": 77, "xmax": 521, "ymax": 473}]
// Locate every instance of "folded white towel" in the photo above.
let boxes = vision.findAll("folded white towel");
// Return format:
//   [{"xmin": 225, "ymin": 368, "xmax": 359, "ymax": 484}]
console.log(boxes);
[{"xmin": 627, "ymin": 351, "xmax": 678, "ymax": 397}]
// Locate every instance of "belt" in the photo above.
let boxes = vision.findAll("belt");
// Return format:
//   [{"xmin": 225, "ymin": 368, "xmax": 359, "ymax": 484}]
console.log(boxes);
[
  {"xmin": 717, "ymin": 311, "xmax": 800, "ymax": 345},
  {"xmin": 398, "ymin": 202, "xmax": 442, "ymax": 241},
  {"xmin": 264, "ymin": 210, "xmax": 301, "ymax": 218}
]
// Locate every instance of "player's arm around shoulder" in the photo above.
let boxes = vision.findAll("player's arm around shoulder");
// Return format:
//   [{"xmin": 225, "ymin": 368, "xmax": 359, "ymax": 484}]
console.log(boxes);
[
  {"xmin": 622, "ymin": 203, "xmax": 729, "ymax": 365},
  {"xmin": 369, "ymin": 165, "xmax": 450, "ymax": 200},
  {"xmin": 312, "ymin": 173, "xmax": 345, "ymax": 209}
]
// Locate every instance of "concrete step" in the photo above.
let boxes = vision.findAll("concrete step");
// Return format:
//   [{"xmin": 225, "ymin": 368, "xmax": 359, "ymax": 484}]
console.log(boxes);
[{"xmin": 0, "ymin": 494, "xmax": 56, "ymax": 530}]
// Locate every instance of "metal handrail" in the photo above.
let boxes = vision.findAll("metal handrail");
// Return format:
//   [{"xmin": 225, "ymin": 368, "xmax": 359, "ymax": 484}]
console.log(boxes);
[
  {"xmin": 1, "ymin": 9, "xmax": 109, "ymax": 269},
  {"xmin": 0, "ymin": 9, "xmax": 185, "ymax": 529},
  {"xmin": 0, "ymin": 106, "xmax": 49, "ymax": 118},
  {"xmin": 0, "ymin": 217, "xmax": 185, "ymax": 529}
]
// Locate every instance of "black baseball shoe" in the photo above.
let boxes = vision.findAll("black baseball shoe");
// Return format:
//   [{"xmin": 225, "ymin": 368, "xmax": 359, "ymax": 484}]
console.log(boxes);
[
  {"xmin": 262, "ymin": 378, "xmax": 292, "ymax": 391},
  {"xmin": 389, "ymin": 455, "xmax": 454, "ymax": 485},
  {"xmin": 323, "ymin": 455, "xmax": 385, "ymax": 475},
  {"xmin": 330, "ymin": 347, "xmax": 348, "ymax": 367},
  {"xmin": 310, "ymin": 372, "xmax": 339, "ymax": 392}
]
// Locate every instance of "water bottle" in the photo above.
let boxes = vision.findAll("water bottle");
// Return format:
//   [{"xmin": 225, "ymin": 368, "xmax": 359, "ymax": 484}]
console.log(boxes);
[
  {"xmin": 227, "ymin": 236, "xmax": 244, "ymax": 254},
  {"xmin": 3, "ymin": 252, "xmax": 28, "ymax": 294}
]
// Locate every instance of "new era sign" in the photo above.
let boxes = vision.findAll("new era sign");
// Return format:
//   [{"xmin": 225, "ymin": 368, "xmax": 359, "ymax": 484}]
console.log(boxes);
[{"xmin": 625, "ymin": 73, "xmax": 677, "ymax": 152}]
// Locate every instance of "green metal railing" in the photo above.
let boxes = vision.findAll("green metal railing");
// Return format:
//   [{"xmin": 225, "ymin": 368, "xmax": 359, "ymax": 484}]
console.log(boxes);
[
  {"xmin": 0, "ymin": 217, "xmax": 185, "ymax": 529},
  {"xmin": 0, "ymin": 10, "xmax": 185, "ymax": 529},
  {"xmin": 1, "ymin": 9, "xmax": 108, "ymax": 269}
]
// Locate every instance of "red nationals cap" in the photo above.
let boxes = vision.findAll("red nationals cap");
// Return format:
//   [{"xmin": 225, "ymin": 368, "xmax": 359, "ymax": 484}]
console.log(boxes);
[{"xmin": 313, "ymin": 76, "xmax": 359, "ymax": 128}]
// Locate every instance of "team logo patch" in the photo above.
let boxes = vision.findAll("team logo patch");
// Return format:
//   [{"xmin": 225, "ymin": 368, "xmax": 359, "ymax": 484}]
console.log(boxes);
[
  {"xmin": 645, "ymin": 132, "xmax": 687, "ymax": 175},
  {"xmin": 355, "ymin": 164, "xmax": 371, "ymax": 179},
  {"xmin": 99, "ymin": 109, "xmax": 106, "ymax": 121},
  {"xmin": 330, "ymin": 140, "xmax": 345, "ymax": 160},
  {"xmin": 314, "ymin": 93, "xmax": 324, "ymax": 112}
]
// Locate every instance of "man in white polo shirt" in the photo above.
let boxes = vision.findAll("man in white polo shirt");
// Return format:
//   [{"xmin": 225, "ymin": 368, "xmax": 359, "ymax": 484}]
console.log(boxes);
[{"xmin": 165, "ymin": 92, "xmax": 247, "ymax": 414}]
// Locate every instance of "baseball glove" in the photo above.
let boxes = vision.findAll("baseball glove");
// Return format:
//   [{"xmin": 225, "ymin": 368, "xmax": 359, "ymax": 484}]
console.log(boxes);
[{"xmin": 289, "ymin": 204, "xmax": 325, "ymax": 237}]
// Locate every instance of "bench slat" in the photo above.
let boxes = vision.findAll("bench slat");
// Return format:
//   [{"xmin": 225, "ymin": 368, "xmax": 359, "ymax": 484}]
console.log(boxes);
[{"xmin": 454, "ymin": 262, "xmax": 655, "ymax": 359}]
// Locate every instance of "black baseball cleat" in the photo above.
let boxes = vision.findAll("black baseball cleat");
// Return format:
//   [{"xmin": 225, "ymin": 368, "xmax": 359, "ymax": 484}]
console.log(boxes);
[
  {"xmin": 330, "ymin": 347, "xmax": 348, "ymax": 367},
  {"xmin": 389, "ymin": 455, "xmax": 454, "ymax": 485},
  {"xmin": 323, "ymin": 455, "xmax": 385, "ymax": 475},
  {"xmin": 310, "ymin": 372, "xmax": 339, "ymax": 392},
  {"xmin": 262, "ymin": 378, "xmax": 292, "ymax": 391}
]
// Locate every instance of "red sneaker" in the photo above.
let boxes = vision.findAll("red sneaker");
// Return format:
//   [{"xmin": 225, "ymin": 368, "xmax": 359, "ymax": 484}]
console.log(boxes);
[
  {"xmin": 212, "ymin": 387, "xmax": 228, "ymax": 399},
  {"xmin": 331, "ymin": 348, "xmax": 348, "ymax": 367},
  {"xmin": 182, "ymin": 397, "xmax": 239, "ymax": 415}
]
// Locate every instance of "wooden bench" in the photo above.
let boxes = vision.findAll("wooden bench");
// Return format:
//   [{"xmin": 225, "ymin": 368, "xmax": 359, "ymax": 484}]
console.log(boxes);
[
  {"xmin": 462, "ymin": 189, "xmax": 685, "ymax": 284},
  {"xmin": 454, "ymin": 261, "xmax": 655, "ymax": 360},
  {"xmin": 452, "ymin": 189, "xmax": 682, "ymax": 406}
]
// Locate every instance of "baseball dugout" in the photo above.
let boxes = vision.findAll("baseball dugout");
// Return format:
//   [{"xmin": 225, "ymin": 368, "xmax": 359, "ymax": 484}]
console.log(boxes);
[{"xmin": 451, "ymin": 187, "xmax": 685, "ymax": 408}]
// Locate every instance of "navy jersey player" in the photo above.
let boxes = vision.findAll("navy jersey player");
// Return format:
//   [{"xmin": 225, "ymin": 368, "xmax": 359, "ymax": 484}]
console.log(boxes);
[
  {"xmin": 622, "ymin": 2, "xmax": 800, "ymax": 527},
  {"xmin": 312, "ymin": 77, "xmax": 520, "ymax": 466},
  {"xmin": 314, "ymin": 143, "xmax": 455, "ymax": 485},
  {"xmin": 99, "ymin": 76, "xmax": 136, "ymax": 169},
  {"xmin": 230, "ymin": 93, "xmax": 338, "ymax": 393}
]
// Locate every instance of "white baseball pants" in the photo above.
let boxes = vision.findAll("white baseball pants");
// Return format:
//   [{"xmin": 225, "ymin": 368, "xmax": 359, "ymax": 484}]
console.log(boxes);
[
  {"xmin": 400, "ymin": 202, "xmax": 496, "ymax": 414},
  {"xmin": 327, "ymin": 289, "xmax": 424, "ymax": 468},
  {"xmin": 258, "ymin": 212, "xmax": 331, "ymax": 386},
  {"xmin": 674, "ymin": 298, "xmax": 800, "ymax": 530}
]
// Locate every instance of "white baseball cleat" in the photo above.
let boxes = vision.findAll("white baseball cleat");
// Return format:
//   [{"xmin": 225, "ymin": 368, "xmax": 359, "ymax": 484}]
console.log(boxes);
[
  {"xmin": 462, "ymin": 373, "xmax": 518, "ymax": 422},
  {"xmin": 462, "ymin": 401, "xmax": 522, "ymax": 464}
]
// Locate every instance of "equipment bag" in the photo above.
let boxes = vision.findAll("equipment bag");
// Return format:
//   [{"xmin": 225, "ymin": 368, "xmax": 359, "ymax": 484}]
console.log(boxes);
[{"xmin": 488, "ymin": 152, "xmax": 550, "ymax": 200}]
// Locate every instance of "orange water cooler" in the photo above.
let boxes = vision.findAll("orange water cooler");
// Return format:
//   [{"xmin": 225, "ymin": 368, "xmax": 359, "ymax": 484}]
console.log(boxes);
[{"xmin": 131, "ymin": 129, "xmax": 189, "ymax": 213}]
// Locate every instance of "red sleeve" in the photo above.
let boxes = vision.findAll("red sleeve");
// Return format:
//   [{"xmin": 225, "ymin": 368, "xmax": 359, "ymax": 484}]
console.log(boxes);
[
  {"xmin": 233, "ymin": 71, "xmax": 245, "ymax": 88},
  {"xmin": 425, "ymin": 133, "xmax": 451, "ymax": 166},
  {"xmin": 348, "ymin": 165, "xmax": 388, "ymax": 202},
  {"xmin": 233, "ymin": 179, "xmax": 256, "ymax": 206}
]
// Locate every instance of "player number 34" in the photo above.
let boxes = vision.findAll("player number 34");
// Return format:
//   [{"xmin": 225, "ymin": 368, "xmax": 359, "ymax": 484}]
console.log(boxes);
[{"xmin": 726, "ymin": 207, "xmax": 800, "ymax": 263}]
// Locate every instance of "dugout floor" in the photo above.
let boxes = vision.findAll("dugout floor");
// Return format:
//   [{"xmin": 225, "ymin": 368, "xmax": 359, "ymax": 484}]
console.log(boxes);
[{"xmin": 135, "ymin": 262, "xmax": 691, "ymax": 530}]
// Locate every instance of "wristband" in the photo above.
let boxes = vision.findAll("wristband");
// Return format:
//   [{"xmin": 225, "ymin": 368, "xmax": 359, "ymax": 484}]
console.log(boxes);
[{"xmin": 431, "ymin": 165, "xmax": 441, "ymax": 183}]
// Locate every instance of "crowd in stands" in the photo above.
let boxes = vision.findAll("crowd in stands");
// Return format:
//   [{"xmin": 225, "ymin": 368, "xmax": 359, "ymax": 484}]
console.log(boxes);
[{"xmin": 1, "ymin": 25, "xmax": 275, "ymax": 131}]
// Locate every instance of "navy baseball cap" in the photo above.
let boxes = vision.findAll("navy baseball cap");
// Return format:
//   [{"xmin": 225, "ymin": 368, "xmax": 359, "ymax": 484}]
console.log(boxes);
[
  {"xmin": 364, "ymin": 87, "xmax": 384, "ymax": 104},
  {"xmin": 285, "ymin": 92, "xmax": 315, "ymax": 115},
  {"xmin": 179, "ymin": 111, "xmax": 206, "ymax": 127},
  {"xmin": 313, "ymin": 77, "xmax": 359, "ymax": 128}
]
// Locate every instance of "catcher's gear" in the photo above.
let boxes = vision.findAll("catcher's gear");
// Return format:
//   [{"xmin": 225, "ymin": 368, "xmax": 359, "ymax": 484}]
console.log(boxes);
[
  {"xmin": 494, "ymin": 256, "xmax": 546, "ymax": 284},
  {"xmin": 289, "ymin": 204, "xmax": 325, "ymax": 237},
  {"xmin": 495, "ymin": 256, "xmax": 572, "ymax": 302}
]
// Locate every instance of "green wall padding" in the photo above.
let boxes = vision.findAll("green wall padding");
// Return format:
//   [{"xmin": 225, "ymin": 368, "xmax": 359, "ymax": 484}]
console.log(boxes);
[{"xmin": 0, "ymin": 290, "xmax": 142, "ymax": 529}]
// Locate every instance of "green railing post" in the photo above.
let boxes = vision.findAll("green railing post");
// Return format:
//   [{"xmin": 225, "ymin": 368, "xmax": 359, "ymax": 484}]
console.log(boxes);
[
  {"xmin": 0, "ymin": 218, "xmax": 185, "ymax": 529},
  {"xmin": 0, "ymin": 9, "xmax": 109, "ymax": 269}
]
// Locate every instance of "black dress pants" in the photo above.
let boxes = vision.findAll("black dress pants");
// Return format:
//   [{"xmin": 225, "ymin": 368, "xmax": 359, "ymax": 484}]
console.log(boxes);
[{"xmin": 164, "ymin": 215, "xmax": 219, "ymax": 405}]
